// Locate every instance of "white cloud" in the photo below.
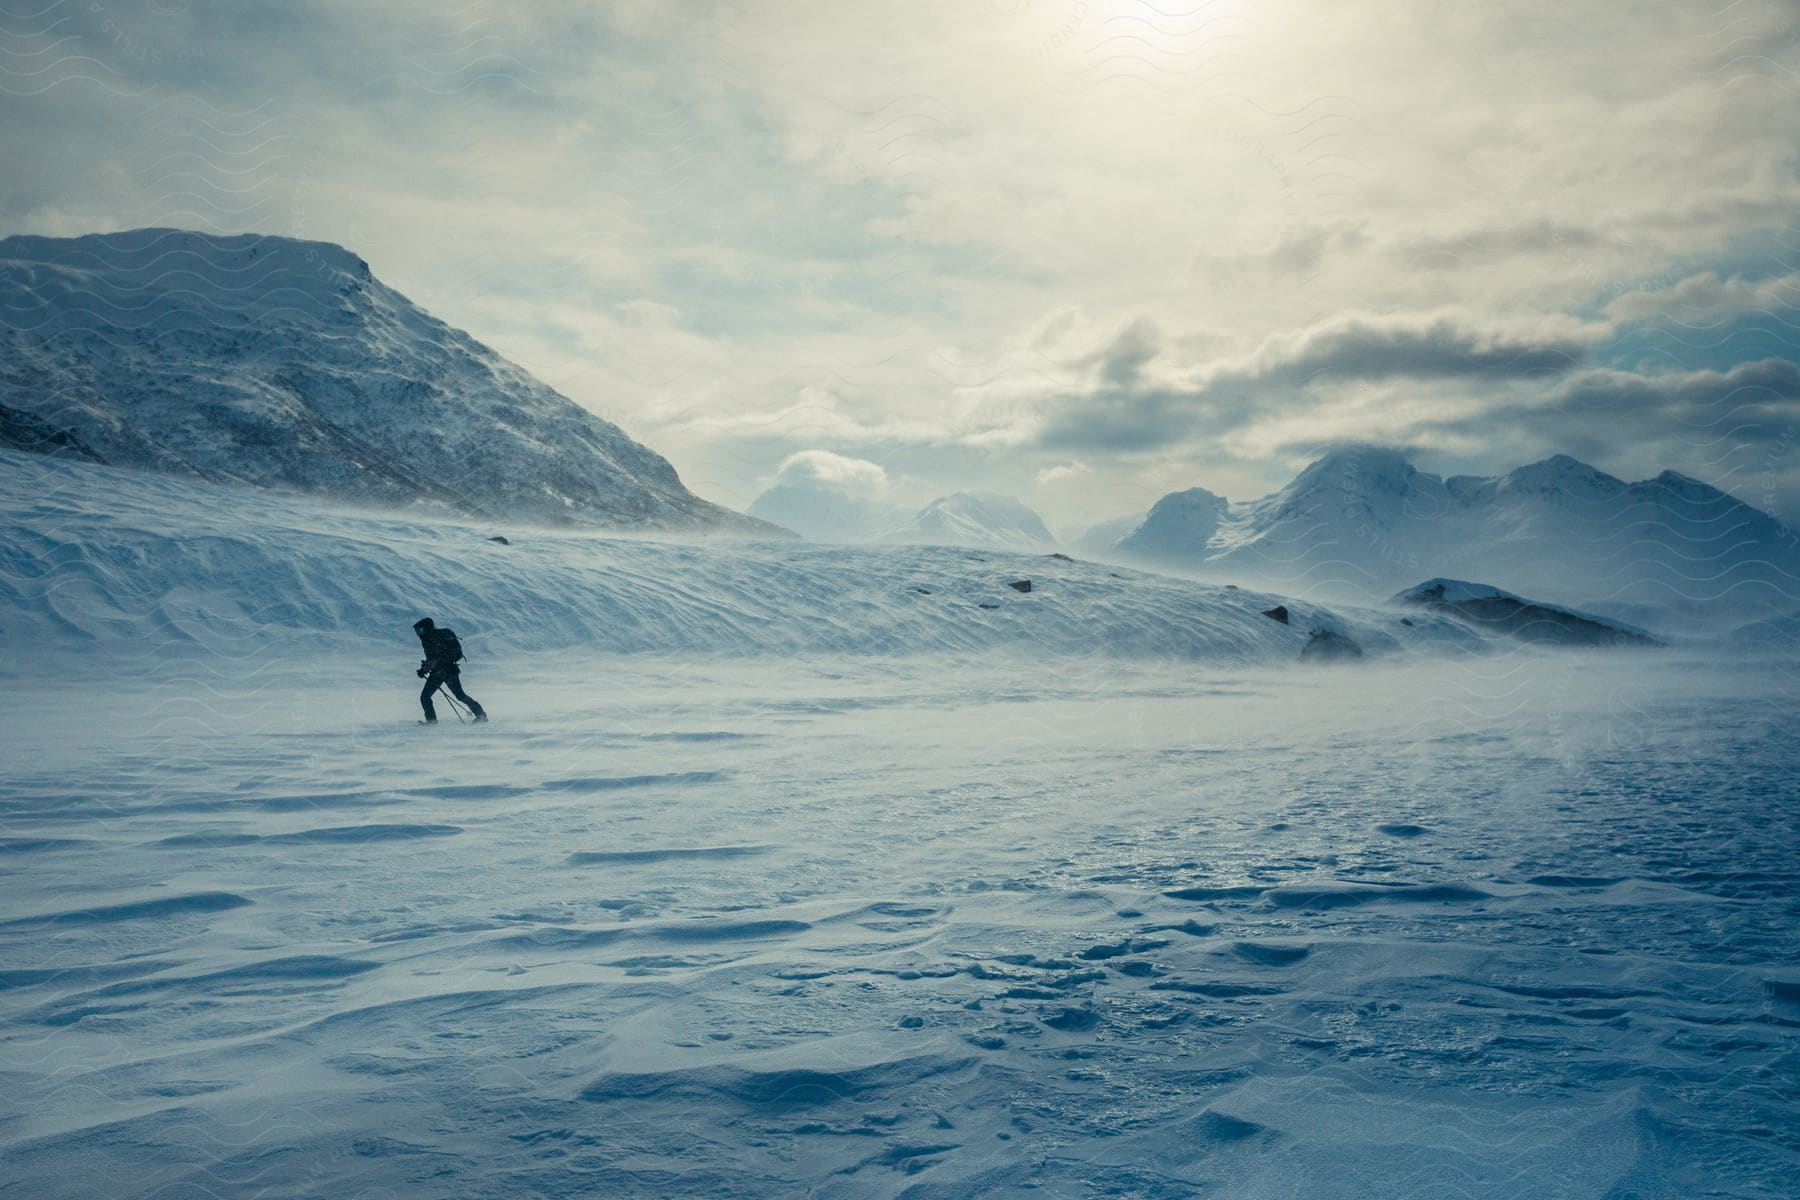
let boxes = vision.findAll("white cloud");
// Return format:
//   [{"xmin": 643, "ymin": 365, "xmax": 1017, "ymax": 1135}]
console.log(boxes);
[
  {"xmin": 771, "ymin": 449, "xmax": 890, "ymax": 497},
  {"xmin": 1607, "ymin": 272, "xmax": 1800, "ymax": 325},
  {"xmin": 1036, "ymin": 461, "xmax": 1091, "ymax": 486}
]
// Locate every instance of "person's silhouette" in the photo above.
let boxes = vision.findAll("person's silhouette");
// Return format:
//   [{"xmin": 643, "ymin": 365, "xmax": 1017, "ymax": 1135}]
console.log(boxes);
[{"xmin": 412, "ymin": 617, "xmax": 487, "ymax": 724}]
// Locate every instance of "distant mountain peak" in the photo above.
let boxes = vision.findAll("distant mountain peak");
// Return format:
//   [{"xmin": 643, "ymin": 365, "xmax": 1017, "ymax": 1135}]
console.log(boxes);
[
  {"xmin": 1277, "ymin": 447, "xmax": 1436, "ymax": 510},
  {"xmin": 1290, "ymin": 444, "xmax": 1418, "ymax": 482},
  {"xmin": 1145, "ymin": 484, "xmax": 1229, "ymax": 513},
  {"xmin": 922, "ymin": 490, "xmax": 1021, "ymax": 512},
  {"xmin": 1109, "ymin": 485, "xmax": 1230, "ymax": 566},
  {"xmin": 1639, "ymin": 468, "xmax": 1732, "ymax": 503},
  {"xmin": 880, "ymin": 491, "xmax": 1056, "ymax": 550},
  {"xmin": 1498, "ymin": 455, "xmax": 1624, "ymax": 497}
]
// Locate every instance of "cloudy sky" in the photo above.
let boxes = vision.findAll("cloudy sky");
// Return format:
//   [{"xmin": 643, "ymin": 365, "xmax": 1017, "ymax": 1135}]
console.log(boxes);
[{"xmin": 5, "ymin": 0, "xmax": 1798, "ymax": 529}]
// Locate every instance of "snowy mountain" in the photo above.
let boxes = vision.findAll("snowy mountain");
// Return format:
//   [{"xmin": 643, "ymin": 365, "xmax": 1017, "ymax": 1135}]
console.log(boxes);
[
  {"xmin": 0, "ymin": 228, "xmax": 771, "ymax": 533},
  {"xmin": 1110, "ymin": 486, "xmax": 1231, "ymax": 566},
  {"xmin": 1092, "ymin": 448, "xmax": 1800, "ymax": 627},
  {"xmin": 877, "ymin": 492, "xmax": 1058, "ymax": 551}
]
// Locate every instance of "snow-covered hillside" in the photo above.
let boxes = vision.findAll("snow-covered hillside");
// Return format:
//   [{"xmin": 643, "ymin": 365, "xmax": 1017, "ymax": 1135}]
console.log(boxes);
[
  {"xmin": 0, "ymin": 229, "xmax": 768, "ymax": 533},
  {"xmin": 1094, "ymin": 448, "xmax": 1800, "ymax": 627},
  {"xmin": 0, "ymin": 449, "xmax": 1482, "ymax": 674},
  {"xmin": 876, "ymin": 491, "xmax": 1058, "ymax": 552}
]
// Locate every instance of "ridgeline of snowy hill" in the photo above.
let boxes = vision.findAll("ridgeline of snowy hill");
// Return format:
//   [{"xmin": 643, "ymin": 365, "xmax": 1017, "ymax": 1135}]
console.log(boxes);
[
  {"xmin": 0, "ymin": 228, "xmax": 770, "ymax": 534},
  {"xmin": 1725, "ymin": 608, "xmax": 1800, "ymax": 653},
  {"xmin": 877, "ymin": 491, "xmax": 1058, "ymax": 551},
  {"xmin": 1094, "ymin": 448, "xmax": 1800, "ymax": 626},
  {"xmin": 0, "ymin": 448, "xmax": 1484, "ymax": 672},
  {"xmin": 1394, "ymin": 579, "xmax": 1661, "ymax": 648}
]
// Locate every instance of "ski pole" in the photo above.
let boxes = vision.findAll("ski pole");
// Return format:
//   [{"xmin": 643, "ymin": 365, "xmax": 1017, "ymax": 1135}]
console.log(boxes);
[{"xmin": 436, "ymin": 682, "xmax": 469, "ymax": 724}]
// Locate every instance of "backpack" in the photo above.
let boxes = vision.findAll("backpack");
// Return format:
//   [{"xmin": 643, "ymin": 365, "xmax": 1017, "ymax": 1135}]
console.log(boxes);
[{"xmin": 428, "ymin": 627, "xmax": 465, "ymax": 665}]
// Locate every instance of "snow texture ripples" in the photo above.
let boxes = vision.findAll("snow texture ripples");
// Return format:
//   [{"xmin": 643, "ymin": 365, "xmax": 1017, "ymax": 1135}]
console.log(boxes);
[{"xmin": 2, "ymin": 652, "xmax": 1796, "ymax": 1198}]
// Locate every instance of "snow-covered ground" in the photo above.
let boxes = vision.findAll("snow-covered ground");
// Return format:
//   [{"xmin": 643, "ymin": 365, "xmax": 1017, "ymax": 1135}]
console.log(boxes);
[
  {"xmin": 4, "ymin": 650, "xmax": 1797, "ymax": 1197},
  {"xmin": 4, "ymin": 454, "xmax": 1798, "ymax": 1197}
]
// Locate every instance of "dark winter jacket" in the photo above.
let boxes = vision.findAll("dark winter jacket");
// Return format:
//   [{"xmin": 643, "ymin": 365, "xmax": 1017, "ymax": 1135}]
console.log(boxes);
[{"xmin": 418, "ymin": 626, "xmax": 465, "ymax": 671}]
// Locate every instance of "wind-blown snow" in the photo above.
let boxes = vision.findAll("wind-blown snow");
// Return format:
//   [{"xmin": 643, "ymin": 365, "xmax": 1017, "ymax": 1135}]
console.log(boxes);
[
  {"xmin": 0, "ymin": 228, "xmax": 768, "ymax": 533},
  {"xmin": 3, "ymin": 643, "xmax": 1796, "ymax": 1196},
  {"xmin": 3, "ymin": 451, "xmax": 1473, "ymax": 672}
]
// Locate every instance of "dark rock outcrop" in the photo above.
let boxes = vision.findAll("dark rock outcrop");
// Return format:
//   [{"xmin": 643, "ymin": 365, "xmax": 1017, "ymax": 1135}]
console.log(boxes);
[
  {"xmin": 0, "ymin": 401, "xmax": 104, "ymax": 463},
  {"xmin": 1394, "ymin": 579, "xmax": 1661, "ymax": 648},
  {"xmin": 1300, "ymin": 629, "xmax": 1363, "ymax": 662}
]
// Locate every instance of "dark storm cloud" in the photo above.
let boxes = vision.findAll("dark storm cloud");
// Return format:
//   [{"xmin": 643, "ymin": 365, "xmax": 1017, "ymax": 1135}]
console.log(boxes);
[
  {"xmin": 1036, "ymin": 315, "xmax": 1593, "ymax": 452},
  {"xmin": 1087, "ymin": 317, "xmax": 1159, "ymax": 387},
  {"xmin": 1385, "ymin": 357, "xmax": 1800, "ymax": 517},
  {"xmin": 1532, "ymin": 358, "xmax": 1800, "ymax": 446},
  {"xmin": 1244, "ymin": 317, "xmax": 1589, "ymax": 388}
]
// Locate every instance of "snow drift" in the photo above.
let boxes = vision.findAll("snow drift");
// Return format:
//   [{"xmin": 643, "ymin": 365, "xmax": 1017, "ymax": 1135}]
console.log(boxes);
[{"xmin": 0, "ymin": 449, "xmax": 1482, "ymax": 673}]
